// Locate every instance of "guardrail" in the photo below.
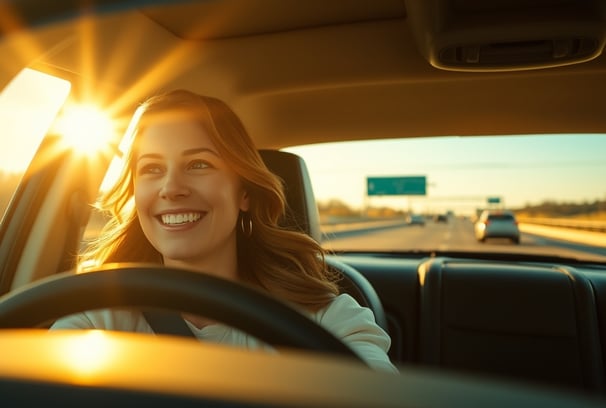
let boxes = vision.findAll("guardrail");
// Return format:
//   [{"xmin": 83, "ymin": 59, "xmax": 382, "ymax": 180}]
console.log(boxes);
[
  {"xmin": 320, "ymin": 219, "xmax": 407, "ymax": 241},
  {"xmin": 319, "ymin": 216, "xmax": 606, "ymax": 235},
  {"xmin": 517, "ymin": 217, "xmax": 606, "ymax": 233}
]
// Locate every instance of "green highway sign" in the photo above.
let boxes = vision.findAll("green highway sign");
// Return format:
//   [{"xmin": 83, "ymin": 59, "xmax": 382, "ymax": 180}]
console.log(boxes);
[
  {"xmin": 367, "ymin": 176, "xmax": 427, "ymax": 196},
  {"xmin": 487, "ymin": 196, "xmax": 501, "ymax": 204}
]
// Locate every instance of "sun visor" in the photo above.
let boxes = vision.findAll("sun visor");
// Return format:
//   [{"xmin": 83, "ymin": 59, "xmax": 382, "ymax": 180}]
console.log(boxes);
[{"xmin": 406, "ymin": 0, "xmax": 606, "ymax": 71}]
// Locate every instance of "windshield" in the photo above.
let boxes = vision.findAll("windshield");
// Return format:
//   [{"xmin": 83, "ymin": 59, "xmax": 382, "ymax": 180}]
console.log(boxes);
[
  {"xmin": 1, "ymin": 69, "xmax": 604, "ymax": 264},
  {"xmin": 286, "ymin": 135, "xmax": 606, "ymax": 263}
]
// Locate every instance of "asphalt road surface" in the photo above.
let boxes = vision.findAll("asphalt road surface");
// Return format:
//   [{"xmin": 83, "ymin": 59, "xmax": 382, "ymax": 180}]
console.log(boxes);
[{"xmin": 322, "ymin": 217, "xmax": 606, "ymax": 262}]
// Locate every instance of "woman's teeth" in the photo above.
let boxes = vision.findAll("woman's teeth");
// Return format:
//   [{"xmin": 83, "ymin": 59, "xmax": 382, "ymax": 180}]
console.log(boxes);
[{"xmin": 161, "ymin": 213, "xmax": 202, "ymax": 225}]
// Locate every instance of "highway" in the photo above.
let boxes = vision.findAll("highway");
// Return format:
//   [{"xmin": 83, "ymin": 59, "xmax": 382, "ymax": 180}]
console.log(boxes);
[{"xmin": 322, "ymin": 217, "xmax": 606, "ymax": 262}]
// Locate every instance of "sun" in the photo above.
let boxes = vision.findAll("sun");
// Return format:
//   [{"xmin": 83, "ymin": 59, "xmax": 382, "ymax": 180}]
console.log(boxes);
[{"xmin": 53, "ymin": 103, "xmax": 118, "ymax": 156}]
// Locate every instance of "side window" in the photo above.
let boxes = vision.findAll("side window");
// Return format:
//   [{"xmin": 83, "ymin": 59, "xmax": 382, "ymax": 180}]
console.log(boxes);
[{"xmin": 0, "ymin": 68, "xmax": 70, "ymax": 217}]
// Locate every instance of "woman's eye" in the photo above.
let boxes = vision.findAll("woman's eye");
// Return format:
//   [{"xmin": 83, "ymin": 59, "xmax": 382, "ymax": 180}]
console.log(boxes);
[
  {"xmin": 188, "ymin": 160, "xmax": 212, "ymax": 170},
  {"xmin": 138, "ymin": 164, "xmax": 163, "ymax": 175}
]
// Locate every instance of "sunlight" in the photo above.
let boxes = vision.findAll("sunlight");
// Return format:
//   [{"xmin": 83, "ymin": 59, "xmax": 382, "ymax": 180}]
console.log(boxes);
[
  {"xmin": 0, "ymin": 68, "xmax": 71, "ymax": 173},
  {"xmin": 59, "ymin": 331, "xmax": 118, "ymax": 381},
  {"xmin": 0, "ymin": 5, "xmax": 209, "ymax": 171},
  {"xmin": 53, "ymin": 103, "xmax": 118, "ymax": 157}
]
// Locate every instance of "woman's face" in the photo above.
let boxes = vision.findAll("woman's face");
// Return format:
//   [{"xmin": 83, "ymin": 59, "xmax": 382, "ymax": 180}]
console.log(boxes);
[{"xmin": 133, "ymin": 118, "xmax": 249, "ymax": 271}]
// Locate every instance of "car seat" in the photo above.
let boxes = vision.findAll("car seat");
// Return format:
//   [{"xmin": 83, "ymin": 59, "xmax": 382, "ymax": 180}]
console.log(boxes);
[
  {"xmin": 418, "ymin": 257, "xmax": 605, "ymax": 394},
  {"xmin": 258, "ymin": 149, "xmax": 389, "ymax": 332}
]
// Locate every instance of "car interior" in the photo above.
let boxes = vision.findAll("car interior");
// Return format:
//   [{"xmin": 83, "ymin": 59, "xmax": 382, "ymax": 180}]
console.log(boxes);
[
  {"xmin": 262, "ymin": 147, "xmax": 606, "ymax": 394},
  {"xmin": 1, "ymin": 0, "xmax": 606, "ymax": 407}
]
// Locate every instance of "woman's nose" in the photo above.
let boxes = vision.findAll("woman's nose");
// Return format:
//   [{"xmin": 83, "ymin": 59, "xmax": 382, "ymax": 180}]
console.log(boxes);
[{"xmin": 159, "ymin": 170, "xmax": 190, "ymax": 200}]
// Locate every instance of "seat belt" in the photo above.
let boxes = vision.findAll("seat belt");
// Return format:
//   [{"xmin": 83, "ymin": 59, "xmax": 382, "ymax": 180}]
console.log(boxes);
[{"xmin": 142, "ymin": 310, "xmax": 196, "ymax": 338}]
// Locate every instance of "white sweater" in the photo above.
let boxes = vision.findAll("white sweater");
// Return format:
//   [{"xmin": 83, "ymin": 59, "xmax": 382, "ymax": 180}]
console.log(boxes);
[{"xmin": 51, "ymin": 293, "xmax": 398, "ymax": 373}]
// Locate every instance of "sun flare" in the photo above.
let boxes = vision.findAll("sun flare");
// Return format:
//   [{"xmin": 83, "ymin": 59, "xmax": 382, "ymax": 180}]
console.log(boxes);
[{"xmin": 53, "ymin": 104, "xmax": 117, "ymax": 156}]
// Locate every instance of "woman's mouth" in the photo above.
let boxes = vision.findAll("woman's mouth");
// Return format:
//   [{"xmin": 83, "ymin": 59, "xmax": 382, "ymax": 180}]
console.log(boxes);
[{"xmin": 159, "ymin": 212, "xmax": 203, "ymax": 225}]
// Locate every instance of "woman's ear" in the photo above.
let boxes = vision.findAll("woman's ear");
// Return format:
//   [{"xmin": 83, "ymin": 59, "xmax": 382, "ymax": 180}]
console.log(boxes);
[{"xmin": 239, "ymin": 189, "xmax": 250, "ymax": 212}]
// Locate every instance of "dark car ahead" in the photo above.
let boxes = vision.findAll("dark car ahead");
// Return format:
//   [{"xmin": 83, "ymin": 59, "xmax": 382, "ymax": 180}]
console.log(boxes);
[{"xmin": 434, "ymin": 214, "xmax": 448, "ymax": 223}]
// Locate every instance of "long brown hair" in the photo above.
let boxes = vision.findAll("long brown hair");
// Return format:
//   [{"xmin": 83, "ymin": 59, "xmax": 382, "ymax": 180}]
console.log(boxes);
[{"xmin": 81, "ymin": 90, "xmax": 339, "ymax": 310}]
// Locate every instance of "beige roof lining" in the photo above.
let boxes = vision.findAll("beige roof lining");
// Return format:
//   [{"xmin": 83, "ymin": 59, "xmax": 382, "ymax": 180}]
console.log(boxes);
[{"xmin": 2, "ymin": 0, "xmax": 605, "ymax": 150}]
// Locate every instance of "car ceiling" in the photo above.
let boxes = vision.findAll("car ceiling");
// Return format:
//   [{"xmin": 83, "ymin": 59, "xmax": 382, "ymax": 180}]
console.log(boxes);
[{"xmin": 1, "ymin": 0, "xmax": 606, "ymax": 149}]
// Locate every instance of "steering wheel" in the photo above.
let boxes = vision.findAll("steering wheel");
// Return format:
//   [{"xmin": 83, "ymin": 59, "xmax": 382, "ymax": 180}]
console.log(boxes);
[{"xmin": 0, "ymin": 264, "xmax": 363, "ymax": 362}]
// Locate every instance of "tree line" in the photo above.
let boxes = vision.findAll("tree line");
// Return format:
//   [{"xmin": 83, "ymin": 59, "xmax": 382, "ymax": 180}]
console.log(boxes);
[
  {"xmin": 517, "ymin": 199, "xmax": 606, "ymax": 218},
  {"xmin": 317, "ymin": 197, "xmax": 606, "ymax": 219}
]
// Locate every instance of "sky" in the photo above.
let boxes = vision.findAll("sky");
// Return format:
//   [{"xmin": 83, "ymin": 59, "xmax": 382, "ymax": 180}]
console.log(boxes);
[
  {"xmin": 1, "ymin": 68, "xmax": 605, "ymax": 216},
  {"xmin": 286, "ymin": 134, "xmax": 606, "ymax": 214}
]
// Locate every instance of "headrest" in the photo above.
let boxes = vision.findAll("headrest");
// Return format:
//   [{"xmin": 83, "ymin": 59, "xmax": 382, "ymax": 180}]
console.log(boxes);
[
  {"xmin": 259, "ymin": 150, "xmax": 391, "ymax": 333},
  {"xmin": 258, "ymin": 149, "xmax": 323, "ymax": 242}
]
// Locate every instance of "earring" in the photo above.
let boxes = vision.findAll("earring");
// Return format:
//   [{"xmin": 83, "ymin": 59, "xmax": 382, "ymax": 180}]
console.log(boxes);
[{"xmin": 240, "ymin": 213, "xmax": 253, "ymax": 237}]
